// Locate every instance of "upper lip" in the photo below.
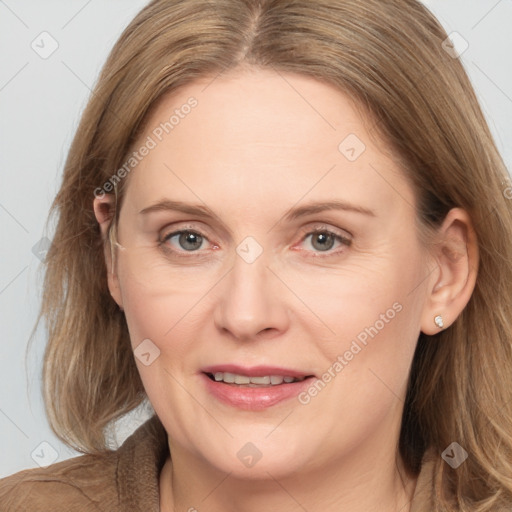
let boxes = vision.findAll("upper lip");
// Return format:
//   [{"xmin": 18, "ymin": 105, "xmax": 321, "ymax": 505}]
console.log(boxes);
[{"xmin": 201, "ymin": 364, "xmax": 315, "ymax": 379}]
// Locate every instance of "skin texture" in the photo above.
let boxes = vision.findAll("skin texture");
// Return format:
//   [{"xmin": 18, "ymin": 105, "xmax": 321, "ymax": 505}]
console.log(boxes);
[{"xmin": 94, "ymin": 67, "xmax": 478, "ymax": 512}]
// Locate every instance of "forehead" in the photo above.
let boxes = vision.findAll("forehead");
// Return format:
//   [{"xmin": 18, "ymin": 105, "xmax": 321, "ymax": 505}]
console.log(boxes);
[{"xmin": 122, "ymin": 68, "xmax": 414, "ymax": 220}]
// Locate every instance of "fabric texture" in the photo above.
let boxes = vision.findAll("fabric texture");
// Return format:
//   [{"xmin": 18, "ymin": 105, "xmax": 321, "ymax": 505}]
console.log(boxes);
[{"xmin": 0, "ymin": 415, "xmax": 436, "ymax": 511}]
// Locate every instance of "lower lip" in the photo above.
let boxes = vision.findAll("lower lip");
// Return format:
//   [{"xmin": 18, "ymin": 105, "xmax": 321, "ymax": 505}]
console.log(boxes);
[{"xmin": 201, "ymin": 373, "xmax": 314, "ymax": 410}]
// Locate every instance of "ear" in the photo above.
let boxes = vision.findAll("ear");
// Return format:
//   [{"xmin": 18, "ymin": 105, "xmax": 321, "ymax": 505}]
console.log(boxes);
[
  {"xmin": 420, "ymin": 207, "xmax": 479, "ymax": 334},
  {"xmin": 93, "ymin": 194, "xmax": 124, "ymax": 310}
]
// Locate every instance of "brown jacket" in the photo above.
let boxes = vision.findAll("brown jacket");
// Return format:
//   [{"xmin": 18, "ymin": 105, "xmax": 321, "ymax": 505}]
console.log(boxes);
[{"xmin": 0, "ymin": 415, "xmax": 436, "ymax": 511}]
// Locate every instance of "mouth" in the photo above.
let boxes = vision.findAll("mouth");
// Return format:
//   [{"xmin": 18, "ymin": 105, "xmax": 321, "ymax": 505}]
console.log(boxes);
[{"xmin": 200, "ymin": 365, "xmax": 316, "ymax": 410}]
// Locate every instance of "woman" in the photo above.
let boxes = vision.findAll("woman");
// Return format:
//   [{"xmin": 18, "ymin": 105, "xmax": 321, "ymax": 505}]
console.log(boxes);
[{"xmin": 1, "ymin": 0, "xmax": 511, "ymax": 510}]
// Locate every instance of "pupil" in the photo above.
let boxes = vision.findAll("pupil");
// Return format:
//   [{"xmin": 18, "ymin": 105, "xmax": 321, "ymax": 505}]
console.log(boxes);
[
  {"xmin": 312, "ymin": 232, "xmax": 334, "ymax": 251},
  {"xmin": 179, "ymin": 232, "xmax": 202, "ymax": 251}
]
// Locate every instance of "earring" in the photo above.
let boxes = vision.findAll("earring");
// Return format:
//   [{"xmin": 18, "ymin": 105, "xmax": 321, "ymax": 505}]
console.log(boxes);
[{"xmin": 434, "ymin": 315, "xmax": 444, "ymax": 329}]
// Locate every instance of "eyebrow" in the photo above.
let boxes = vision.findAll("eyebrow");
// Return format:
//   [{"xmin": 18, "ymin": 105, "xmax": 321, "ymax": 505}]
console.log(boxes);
[
  {"xmin": 139, "ymin": 199, "xmax": 376, "ymax": 220},
  {"xmin": 283, "ymin": 200, "xmax": 376, "ymax": 221},
  {"xmin": 140, "ymin": 200, "xmax": 216, "ymax": 217}
]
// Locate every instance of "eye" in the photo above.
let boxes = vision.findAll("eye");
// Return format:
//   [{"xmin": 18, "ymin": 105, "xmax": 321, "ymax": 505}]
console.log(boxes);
[
  {"xmin": 161, "ymin": 229, "xmax": 208, "ymax": 253},
  {"xmin": 299, "ymin": 227, "xmax": 352, "ymax": 256}
]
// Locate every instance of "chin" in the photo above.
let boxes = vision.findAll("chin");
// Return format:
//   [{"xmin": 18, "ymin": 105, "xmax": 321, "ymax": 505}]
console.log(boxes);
[{"xmin": 202, "ymin": 434, "xmax": 316, "ymax": 480}]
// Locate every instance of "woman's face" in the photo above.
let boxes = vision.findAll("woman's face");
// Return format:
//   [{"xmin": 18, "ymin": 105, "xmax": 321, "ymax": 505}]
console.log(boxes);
[{"xmin": 109, "ymin": 68, "xmax": 433, "ymax": 478}]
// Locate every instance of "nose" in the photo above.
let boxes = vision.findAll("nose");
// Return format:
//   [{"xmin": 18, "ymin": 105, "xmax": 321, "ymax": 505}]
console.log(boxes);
[{"xmin": 213, "ymin": 248, "xmax": 290, "ymax": 342}]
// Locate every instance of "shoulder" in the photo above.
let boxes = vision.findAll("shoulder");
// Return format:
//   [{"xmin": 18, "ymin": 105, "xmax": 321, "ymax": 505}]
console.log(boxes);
[
  {"xmin": 0, "ymin": 451, "xmax": 118, "ymax": 512},
  {"xmin": 0, "ymin": 415, "xmax": 169, "ymax": 512}
]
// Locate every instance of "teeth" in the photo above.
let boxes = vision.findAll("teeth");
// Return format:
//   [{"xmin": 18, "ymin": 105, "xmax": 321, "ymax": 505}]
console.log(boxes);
[
  {"xmin": 250, "ymin": 376, "xmax": 271, "ymax": 385},
  {"xmin": 211, "ymin": 372, "xmax": 306, "ymax": 386},
  {"xmin": 270, "ymin": 375, "xmax": 284, "ymax": 385},
  {"xmin": 223, "ymin": 372, "xmax": 235, "ymax": 383},
  {"xmin": 234, "ymin": 374, "xmax": 251, "ymax": 384}
]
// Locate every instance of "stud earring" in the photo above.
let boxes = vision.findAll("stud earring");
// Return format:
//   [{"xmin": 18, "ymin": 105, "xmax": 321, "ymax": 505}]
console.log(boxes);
[{"xmin": 434, "ymin": 315, "xmax": 444, "ymax": 329}]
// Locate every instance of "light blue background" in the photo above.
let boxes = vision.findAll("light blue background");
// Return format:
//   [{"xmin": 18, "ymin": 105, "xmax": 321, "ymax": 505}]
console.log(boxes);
[{"xmin": 1, "ymin": 0, "xmax": 511, "ymax": 476}]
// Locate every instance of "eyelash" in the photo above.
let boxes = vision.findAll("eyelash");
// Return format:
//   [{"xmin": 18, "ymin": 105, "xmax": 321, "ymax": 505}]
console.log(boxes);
[{"xmin": 159, "ymin": 225, "xmax": 352, "ymax": 260}]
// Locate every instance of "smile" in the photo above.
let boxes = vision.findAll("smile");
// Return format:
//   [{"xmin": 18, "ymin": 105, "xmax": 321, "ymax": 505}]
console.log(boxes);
[{"xmin": 200, "ymin": 365, "xmax": 316, "ymax": 410}]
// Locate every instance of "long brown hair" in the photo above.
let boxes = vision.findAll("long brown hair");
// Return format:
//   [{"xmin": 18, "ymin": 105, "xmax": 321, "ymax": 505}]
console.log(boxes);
[{"xmin": 39, "ymin": 0, "xmax": 512, "ymax": 509}]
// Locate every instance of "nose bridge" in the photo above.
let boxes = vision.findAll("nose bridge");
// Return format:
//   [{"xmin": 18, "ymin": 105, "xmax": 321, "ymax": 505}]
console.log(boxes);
[{"xmin": 214, "ymin": 239, "xmax": 288, "ymax": 339}]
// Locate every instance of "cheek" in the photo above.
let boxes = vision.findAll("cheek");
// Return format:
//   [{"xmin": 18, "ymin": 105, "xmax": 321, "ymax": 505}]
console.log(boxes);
[
  {"xmin": 117, "ymin": 270, "xmax": 205, "ymax": 418},
  {"xmin": 117, "ymin": 258, "xmax": 209, "ymax": 349},
  {"xmin": 286, "ymin": 255, "xmax": 415, "ymax": 347},
  {"xmin": 300, "ymin": 246, "xmax": 425, "ymax": 397},
  {"xmin": 116, "ymin": 264, "xmax": 216, "ymax": 410}
]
